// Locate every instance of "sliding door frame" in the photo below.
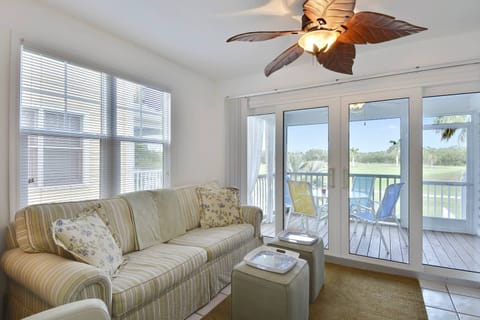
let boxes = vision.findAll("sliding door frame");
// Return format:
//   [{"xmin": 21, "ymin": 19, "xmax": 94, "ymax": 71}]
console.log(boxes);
[{"xmin": 243, "ymin": 63, "xmax": 480, "ymax": 282}]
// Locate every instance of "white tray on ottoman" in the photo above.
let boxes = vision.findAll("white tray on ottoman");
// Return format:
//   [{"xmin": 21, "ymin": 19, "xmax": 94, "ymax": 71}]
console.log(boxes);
[{"xmin": 243, "ymin": 246, "xmax": 299, "ymax": 274}]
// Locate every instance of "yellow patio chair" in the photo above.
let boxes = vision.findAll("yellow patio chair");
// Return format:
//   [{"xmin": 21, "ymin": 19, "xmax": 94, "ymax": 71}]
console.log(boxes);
[{"xmin": 286, "ymin": 180, "xmax": 328, "ymax": 232}]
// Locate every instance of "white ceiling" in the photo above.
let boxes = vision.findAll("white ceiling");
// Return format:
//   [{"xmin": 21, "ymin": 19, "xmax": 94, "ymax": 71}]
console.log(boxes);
[{"xmin": 39, "ymin": 0, "xmax": 480, "ymax": 81}]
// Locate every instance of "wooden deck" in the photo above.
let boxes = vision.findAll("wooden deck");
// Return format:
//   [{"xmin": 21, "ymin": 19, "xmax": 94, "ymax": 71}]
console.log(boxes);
[{"xmin": 261, "ymin": 215, "xmax": 480, "ymax": 273}]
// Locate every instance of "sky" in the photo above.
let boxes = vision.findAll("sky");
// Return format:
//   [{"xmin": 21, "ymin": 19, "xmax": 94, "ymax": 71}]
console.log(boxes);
[{"xmin": 287, "ymin": 119, "xmax": 463, "ymax": 153}]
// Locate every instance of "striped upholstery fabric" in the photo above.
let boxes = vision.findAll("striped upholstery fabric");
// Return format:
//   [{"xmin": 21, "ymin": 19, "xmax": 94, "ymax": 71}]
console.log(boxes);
[
  {"xmin": 6, "ymin": 223, "xmax": 19, "ymax": 250},
  {"xmin": 113, "ymin": 267, "xmax": 210, "ymax": 320},
  {"xmin": 241, "ymin": 206, "xmax": 263, "ymax": 239},
  {"xmin": 111, "ymin": 244, "xmax": 207, "ymax": 318},
  {"xmin": 7, "ymin": 281, "xmax": 112, "ymax": 320},
  {"xmin": 15, "ymin": 198, "xmax": 136, "ymax": 256},
  {"xmin": 168, "ymin": 224, "xmax": 254, "ymax": 261},
  {"xmin": 7, "ymin": 280, "xmax": 51, "ymax": 319},
  {"xmin": 174, "ymin": 181, "xmax": 220, "ymax": 231},
  {"xmin": 98, "ymin": 198, "xmax": 137, "ymax": 253},
  {"xmin": 207, "ymin": 237, "xmax": 260, "ymax": 296},
  {"xmin": 1, "ymin": 248, "xmax": 111, "ymax": 309}
]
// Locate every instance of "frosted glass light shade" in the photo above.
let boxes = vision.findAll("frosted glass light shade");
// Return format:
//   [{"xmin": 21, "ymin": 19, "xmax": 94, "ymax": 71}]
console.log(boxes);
[{"xmin": 298, "ymin": 30, "xmax": 339, "ymax": 54}]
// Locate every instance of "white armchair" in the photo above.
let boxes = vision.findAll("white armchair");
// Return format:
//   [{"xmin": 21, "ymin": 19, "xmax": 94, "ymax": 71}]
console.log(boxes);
[{"xmin": 22, "ymin": 299, "xmax": 109, "ymax": 320}]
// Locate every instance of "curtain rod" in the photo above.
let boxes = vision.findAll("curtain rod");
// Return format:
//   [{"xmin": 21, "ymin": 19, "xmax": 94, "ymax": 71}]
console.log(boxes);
[{"xmin": 226, "ymin": 59, "xmax": 480, "ymax": 100}]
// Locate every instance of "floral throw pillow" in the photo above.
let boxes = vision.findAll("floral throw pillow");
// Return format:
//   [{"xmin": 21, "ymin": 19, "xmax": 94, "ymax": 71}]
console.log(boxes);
[
  {"xmin": 196, "ymin": 187, "xmax": 243, "ymax": 228},
  {"xmin": 52, "ymin": 211, "xmax": 124, "ymax": 276}
]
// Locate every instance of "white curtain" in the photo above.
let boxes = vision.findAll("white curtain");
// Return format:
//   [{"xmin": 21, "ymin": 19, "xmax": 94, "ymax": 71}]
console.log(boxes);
[
  {"xmin": 264, "ymin": 116, "xmax": 276, "ymax": 222},
  {"xmin": 247, "ymin": 117, "xmax": 265, "ymax": 203},
  {"xmin": 225, "ymin": 97, "xmax": 248, "ymax": 203}
]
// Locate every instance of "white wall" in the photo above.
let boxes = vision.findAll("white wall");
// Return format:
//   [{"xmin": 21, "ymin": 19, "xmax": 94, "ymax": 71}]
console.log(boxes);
[
  {"xmin": 0, "ymin": 26, "xmax": 11, "ymax": 318},
  {"xmin": 0, "ymin": 0, "xmax": 224, "ymax": 313}
]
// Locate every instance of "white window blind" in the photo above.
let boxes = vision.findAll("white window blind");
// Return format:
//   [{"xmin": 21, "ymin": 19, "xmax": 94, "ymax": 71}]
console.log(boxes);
[{"xmin": 19, "ymin": 47, "xmax": 170, "ymax": 207}]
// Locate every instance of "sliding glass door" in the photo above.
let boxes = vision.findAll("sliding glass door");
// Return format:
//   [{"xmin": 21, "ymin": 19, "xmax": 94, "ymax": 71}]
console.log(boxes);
[
  {"xmin": 284, "ymin": 107, "xmax": 329, "ymax": 248},
  {"xmin": 348, "ymin": 99, "xmax": 409, "ymax": 263},
  {"xmin": 422, "ymin": 92, "xmax": 480, "ymax": 272}
]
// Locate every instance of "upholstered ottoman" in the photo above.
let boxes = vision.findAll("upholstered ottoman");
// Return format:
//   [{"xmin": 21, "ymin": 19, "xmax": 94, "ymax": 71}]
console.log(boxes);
[
  {"xmin": 268, "ymin": 237, "xmax": 324, "ymax": 303},
  {"xmin": 231, "ymin": 259, "xmax": 309, "ymax": 320}
]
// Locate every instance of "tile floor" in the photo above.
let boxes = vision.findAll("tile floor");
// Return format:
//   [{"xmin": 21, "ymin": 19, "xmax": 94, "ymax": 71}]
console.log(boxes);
[
  {"xmin": 420, "ymin": 279, "xmax": 480, "ymax": 320},
  {"xmin": 186, "ymin": 280, "xmax": 480, "ymax": 319}
]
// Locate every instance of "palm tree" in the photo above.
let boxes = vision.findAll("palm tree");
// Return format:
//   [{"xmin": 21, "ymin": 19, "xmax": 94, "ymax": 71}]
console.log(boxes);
[
  {"xmin": 388, "ymin": 140, "xmax": 400, "ymax": 166},
  {"xmin": 433, "ymin": 115, "xmax": 469, "ymax": 143},
  {"xmin": 350, "ymin": 148, "xmax": 359, "ymax": 166},
  {"xmin": 423, "ymin": 147, "xmax": 437, "ymax": 167}
]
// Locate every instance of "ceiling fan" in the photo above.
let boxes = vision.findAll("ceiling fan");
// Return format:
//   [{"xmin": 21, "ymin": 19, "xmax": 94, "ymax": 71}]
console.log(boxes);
[{"xmin": 227, "ymin": 0, "xmax": 427, "ymax": 77}]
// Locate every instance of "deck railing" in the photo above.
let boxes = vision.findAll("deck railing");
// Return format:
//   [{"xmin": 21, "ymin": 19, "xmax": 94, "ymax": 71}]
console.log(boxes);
[
  {"xmin": 252, "ymin": 172, "xmax": 467, "ymax": 220},
  {"xmin": 134, "ymin": 169, "xmax": 163, "ymax": 191}
]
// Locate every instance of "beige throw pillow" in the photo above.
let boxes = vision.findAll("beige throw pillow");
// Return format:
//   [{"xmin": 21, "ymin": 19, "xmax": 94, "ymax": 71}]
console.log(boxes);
[
  {"xmin": 52, "ymin": 211, "xmax": 124, "ymax": 276},
  {"xmin": 196, "ymin": 187, "xmax": 243, "ymax": 228}
]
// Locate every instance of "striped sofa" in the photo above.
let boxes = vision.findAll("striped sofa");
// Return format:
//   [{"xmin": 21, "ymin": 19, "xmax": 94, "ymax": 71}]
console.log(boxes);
[{"xmin": 1, "ymin": 184, "xmax": 263, "ymax": 320}]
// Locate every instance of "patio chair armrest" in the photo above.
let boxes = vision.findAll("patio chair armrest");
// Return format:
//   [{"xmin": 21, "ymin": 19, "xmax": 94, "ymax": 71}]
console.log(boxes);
[
  {"xmin": 350, "ymin": 203, "xmax": 375, "ymax": 214},
  {"xmin": 241, "ymin": 205, "xmax": 263, "ymax": 239},
  {"xmin": 1, "ymin": 249, "xmax": 112, "ymax": 309}
]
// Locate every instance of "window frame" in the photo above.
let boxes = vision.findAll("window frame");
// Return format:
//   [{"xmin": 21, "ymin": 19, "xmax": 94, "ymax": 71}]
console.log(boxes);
[{"xmin": 16, "ymin": 45, "xmax": 171, "ymax": 208}]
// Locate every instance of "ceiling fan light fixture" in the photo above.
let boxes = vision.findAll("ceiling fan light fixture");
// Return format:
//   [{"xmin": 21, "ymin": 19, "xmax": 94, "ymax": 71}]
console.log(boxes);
[
  {"xmin": 227, "ymin": 0, "xmax": 427, "ymax": 77},
  {"xmin": 298, "ymin": 30, "xmax": 339, "ymax": 54}
]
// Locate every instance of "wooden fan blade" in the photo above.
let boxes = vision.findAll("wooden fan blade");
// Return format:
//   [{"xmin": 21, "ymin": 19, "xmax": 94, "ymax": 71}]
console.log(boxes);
[
  {"xmin": 317, "ymin": 42, "xmax": 356, "ymax": 74},
  {"xmin": 227, "ymin": 30, "xmax": 303, "ymax": 42},
  {"xmin": 338, "ymin": 11, "xmax": 428, "ymax": 44},
  {"xmin": 303, "ymin": 0, "xmax": 355, "ymax": 28},
  {"xmin": 265, "ymin": 43, "xmax": 304, "ymax": 77}
]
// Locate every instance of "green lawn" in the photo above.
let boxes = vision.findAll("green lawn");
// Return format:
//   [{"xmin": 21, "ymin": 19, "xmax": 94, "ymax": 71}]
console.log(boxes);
[
  {"xmin": 351, "ymin": 162, "xmax": 464, "ymax": 181},
  {"xmin": 350, "ymin": 163, "xmax": 465, "ymax": 218}
]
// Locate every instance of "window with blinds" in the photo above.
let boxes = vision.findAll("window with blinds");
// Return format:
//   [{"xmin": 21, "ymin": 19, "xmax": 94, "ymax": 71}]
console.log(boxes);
[{"xmin": 19, "ymin": 47, "xmax": 170, "ymax": 207}]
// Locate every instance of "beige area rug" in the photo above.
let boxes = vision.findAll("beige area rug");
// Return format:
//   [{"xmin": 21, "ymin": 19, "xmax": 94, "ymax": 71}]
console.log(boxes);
[{"xmin": 203, "ymin": 263, "xmax": 427, "ymax": 320}]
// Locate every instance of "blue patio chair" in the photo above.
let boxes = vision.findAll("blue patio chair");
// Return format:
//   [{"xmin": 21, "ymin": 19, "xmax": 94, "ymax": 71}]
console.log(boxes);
[
  {"xmin": 349, "ymin": 176, "xmax": 375, "ymax": 214},
  {"xmin": 285, "ymin": 180, "xmax": 328, "ymax": 233},
  {"xmin": 284, "ymin": 175, "xmax": 293, "ymax": 222},
  {"xmin": 351, "ymin": 182, "xmax": 407, "ymax": 254},
  {"xmin": 285, "ymin": 175, "xmax": 292, "ymax": 209}
]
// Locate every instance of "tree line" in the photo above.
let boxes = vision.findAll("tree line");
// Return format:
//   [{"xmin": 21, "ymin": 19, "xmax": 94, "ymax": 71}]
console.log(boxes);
[{"xmin": 287, "ymin": 146, "xmax": 466, "ymax": 172}]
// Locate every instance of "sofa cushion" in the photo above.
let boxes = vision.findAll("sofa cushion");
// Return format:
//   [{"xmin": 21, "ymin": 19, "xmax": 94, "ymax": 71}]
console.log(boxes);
[
  {"xmin": 174, "ymin": 181, "xmax": 220, "ymax": 231},
  {"xmin": 168, "ymin": 224, "xmax": 254, "ymax": 261},
  {"xmin": 121, "ymin": 190, "xmax": 186, "ymax": 250},
  {"xmin": 52, "ymin": 211, "xmax": 124, "ymax": 276},
  {"xmin": 15, "ymin": 198, "xmax": 136, "ymax": 257},
  {"xmin": 196, "ymin": 187, "xmax": 243, "ymax": 228},
  {"xmin": 149, "ymin": 189, "xmax": 186, "ymax": 241},
  {"xmin": 111, "ymin": 244, "xmax": 207, "ymax": 317}
]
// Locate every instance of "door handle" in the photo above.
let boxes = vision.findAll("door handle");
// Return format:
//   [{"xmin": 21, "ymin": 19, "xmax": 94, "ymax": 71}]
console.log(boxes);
[
  {"xmin": 343, "ymin": 168, "xmax": 349, "ymax": 189},
  {"xmin": 328, "ymin": 168, "xmax": 335, "ymax": 188}
]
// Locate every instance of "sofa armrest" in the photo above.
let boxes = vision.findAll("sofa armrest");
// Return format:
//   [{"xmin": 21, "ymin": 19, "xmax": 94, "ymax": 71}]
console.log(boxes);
[
  {"xmin": 1, "ymin": 249, "xmax": 112, "ymax": 310},
  {"xmin": 241, "ymin": 206, "xmax": 263, "ymax": 239},
  {"xmin": 23, "ymin": 299, "xmax": 109, "ymax": 320}
]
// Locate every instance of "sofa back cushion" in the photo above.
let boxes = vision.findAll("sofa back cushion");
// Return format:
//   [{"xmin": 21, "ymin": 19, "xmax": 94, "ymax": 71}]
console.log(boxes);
[
  {"xmin": 6, "ymin": 223, "xmax": 18, "ymax": 250},
  {"xmin": 149, "ymin": 189, "xmax": 186, "ymax": 242},
  {"xmin": 120, "ymin": 189, "xmax": 186, "ymax": 250},
  {"xmin": 174, "ymin": 181, "xmax": 220, "ymax": 231},
  {"xmin": 15, "ymin": 198, "xmax": 136, "ymax": 257}
]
